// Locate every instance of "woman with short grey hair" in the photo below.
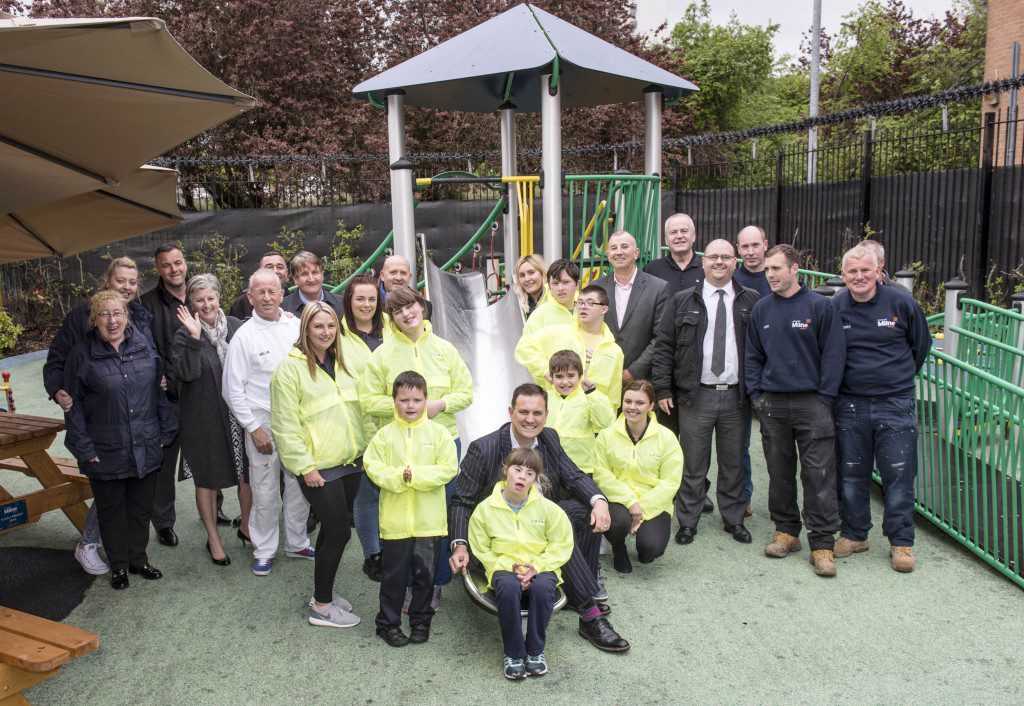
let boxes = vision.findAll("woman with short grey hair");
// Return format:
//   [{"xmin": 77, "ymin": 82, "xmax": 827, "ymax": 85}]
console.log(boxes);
[{"xmin": 169, "ymin": 273, "xmax": 251, "ymax": 566}]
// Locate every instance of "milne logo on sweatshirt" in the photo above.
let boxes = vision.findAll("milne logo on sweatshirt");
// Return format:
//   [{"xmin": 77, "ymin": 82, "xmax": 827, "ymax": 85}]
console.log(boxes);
[
  {"xmin": 791, "ymin": 318, "xmax": 811, "ymax": 330},
  {"xmin": 877, "ymin": 317, "xmax": 899, "ymax": 328}
]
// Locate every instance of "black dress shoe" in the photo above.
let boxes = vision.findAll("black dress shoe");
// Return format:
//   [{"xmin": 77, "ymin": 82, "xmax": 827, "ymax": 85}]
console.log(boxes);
[
  {"xmin": 612, "ymin": 548, "xmax": 633, "ymax": 574},
  {"xmin": 578, "ymin": 617, "xmax": 630, "ymax": 653},
  {"xmin": 409, "ymin": 624, "xmax": 430, "ymax": 644},
  {"xmin": 675, "ymin": 526, "xmax": 697, "ymax": 545},
  {"xmin": 702, "ymin": 496, "xmax": 714, "ymax": 514},
  {"xmin": 724, "ymin": 523, "xmax": 753, "ymax": 543},
  {"xmin": 206, "ymin": 541, "xmax": 231, "ymax": 566},
  {"xmin": 110, "ymin": 569, "xmax": 129, "ymax": 590},
  {"xmin": 128, "ymin": 563, "xmax": 163, "ymax": 580},
  {"xmin": 156, "ymin": 527, "xmax": 179, "ymax": 547},
  {"xmin": 376, "ymin": 626, "xmax": 409, "ymax": 647},
  {"xmin": 363, "ymin": 554, "xmax": 383, "ymax": 582},
  {"xmin": 215, "ymin": 510, "xmax": 232, "ymax": 526}
]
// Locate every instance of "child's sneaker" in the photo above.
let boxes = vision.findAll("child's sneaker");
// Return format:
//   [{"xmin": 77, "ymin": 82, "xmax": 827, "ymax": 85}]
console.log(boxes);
[
  {"xmin": 526, "ymin": 654, "xmax": 548, "ymax": 677},
  {"xmin": 285, "ymin": 546, "xmax": 316, "ymax": 560},
  {"xmin": 308, "ymin": 604, "xmax": 360, "ymax": 628},
  {"xmin": 503, "ymin": 656, "xmax": 527, "ymax": 680}
]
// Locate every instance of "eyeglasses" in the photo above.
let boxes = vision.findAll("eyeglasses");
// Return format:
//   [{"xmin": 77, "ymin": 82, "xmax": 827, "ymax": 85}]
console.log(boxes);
[
  {"xmin": 577, "ymin": 300, "xmax": 606, "ymax": 310},
  {"xmin": 703, "ymin": 254, "xmax": 735, "ymax": 262},
  {"xmin": 97, "ymin": 311, "xmax": 127, "ymax": 320}
]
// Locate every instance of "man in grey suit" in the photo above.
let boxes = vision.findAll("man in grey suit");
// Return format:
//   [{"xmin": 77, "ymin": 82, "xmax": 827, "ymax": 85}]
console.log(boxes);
[{"xmin": 594, "ymin": 230, "xmax": 668, "ymax": 384}]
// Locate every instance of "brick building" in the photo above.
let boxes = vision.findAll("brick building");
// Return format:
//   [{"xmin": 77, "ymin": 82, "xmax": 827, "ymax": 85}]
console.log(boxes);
[{"xmin": 983, "ymin": 0, "xmax": 1024, "ymax": 165}]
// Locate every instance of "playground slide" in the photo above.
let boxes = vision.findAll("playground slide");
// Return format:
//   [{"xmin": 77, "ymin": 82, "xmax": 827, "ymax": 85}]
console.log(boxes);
[{"xmin": 423, "ymin": 257, "xmax": 532, "ymax": 445}]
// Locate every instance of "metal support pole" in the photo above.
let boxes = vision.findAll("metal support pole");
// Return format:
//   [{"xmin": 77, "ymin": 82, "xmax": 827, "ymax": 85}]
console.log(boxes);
[
  {"xmin": 499, "ymin": 102, "xmax": 520, "ymax": 280},
  {"xmin": 860, "ymin": 129, "xmax": 873, "ymax": 233},
  {"xmin": 978, "ymin": 113, "xmax": 997, "ymax": 296},
  {"xmin": 644, "ymin": 86, "xmax": 663, "ymax": 240},
  {"xmin": 386, "ymin": 90, "xmax": 417, "ymax": 283},
  {"xmin": 895, "ymin": 268, "xmax": 916, "ymax": 292},
  {"xmin": 807, "ymin": 0, "xmax": 822, "ymax": 184},
  {"xmin": 541, "ymin": 74, "xmax": 562, "ymax": 261},
  {"xmin": 942, "ymin": 278, "xmax": 968, "ymax": 359}
]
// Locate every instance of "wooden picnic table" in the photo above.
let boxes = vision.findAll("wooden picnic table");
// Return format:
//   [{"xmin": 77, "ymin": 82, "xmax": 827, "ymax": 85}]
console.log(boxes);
[{"xmin": 0, "ymin": 412, "xmax": 91, "ymax": 534}]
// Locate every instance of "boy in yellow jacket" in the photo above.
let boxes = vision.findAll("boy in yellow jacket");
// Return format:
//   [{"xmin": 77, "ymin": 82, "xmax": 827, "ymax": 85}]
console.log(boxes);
[
  {"xmin": 468, "ymin": 448, "xmax": 573, "ymax": 681},
  {"xmin": 545, "ymin": 350, "xmax": 614, "ymax": 474},
  {"xmin": 515, "ymin": 285, "xmax": 624, "ymax": 414},
  {"xmin": 364, "ymin": 371, "xmax": 458, "ymax": 647}
]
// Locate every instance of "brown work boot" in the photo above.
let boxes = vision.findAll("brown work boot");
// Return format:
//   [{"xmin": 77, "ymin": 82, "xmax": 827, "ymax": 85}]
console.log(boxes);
[
  {"xmin": 764, "ymin": 531, "xmax": 801, "ymax": 558},
  {"xmin": 810, "ymin": 550, "xmax": 837, "ymax": 577},
  {"xmin": 890, "ymin": 546, "xmax": 916, "ymax": 573},
  {"xmin": 833, "ymin": 536, "xmax": 869, "ymax": 558}
]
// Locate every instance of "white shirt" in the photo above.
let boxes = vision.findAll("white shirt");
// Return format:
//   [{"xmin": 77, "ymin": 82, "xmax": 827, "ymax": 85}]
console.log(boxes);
[
  {"xmin": 509, "ymin": 426, "xmax": 540, "ymax": 450},
  {"xmin": 222, "ymin": 309, "xmax": 301, "ymax": 433},
  {"xmin": 613, "ymin": 267, "xmax": 637, "ymax": 329},
  {"xmin": 700, "ymin": 280, "xmax": 739, "ymax": 385}
]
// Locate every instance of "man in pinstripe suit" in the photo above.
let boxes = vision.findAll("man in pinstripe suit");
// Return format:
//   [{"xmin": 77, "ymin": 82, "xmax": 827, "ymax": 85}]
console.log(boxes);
[{"xmin": 449, "ymin": 383, "xmax": 630, "ymax": 653}]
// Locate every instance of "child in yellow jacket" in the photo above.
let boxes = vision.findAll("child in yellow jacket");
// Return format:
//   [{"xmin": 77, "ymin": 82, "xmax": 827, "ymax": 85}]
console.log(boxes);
[
  {"xmin": 593, "ymin": 380, "xmax": 683, "ymax": 574},
  {"xmin": 468, "ymin": 448, "xmax": 573, "ymax": 681},
  {"xmin": 545, "ymin": 350, "xmax": 614, "ymax": 474},
  {"xmin": 364, "ymin": 371, "xmax": 458, "ymax": 647}
]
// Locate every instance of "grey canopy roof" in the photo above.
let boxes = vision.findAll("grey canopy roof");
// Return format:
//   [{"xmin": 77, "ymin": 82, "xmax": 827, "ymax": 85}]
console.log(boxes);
[{"xmin": 353, "ymin": 3, "xmax": 697, "ymax": 113}]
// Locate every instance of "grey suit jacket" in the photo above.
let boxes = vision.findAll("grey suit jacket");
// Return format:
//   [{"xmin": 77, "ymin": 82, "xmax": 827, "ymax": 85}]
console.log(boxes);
[
  {"xmin": 281, "ymin": 289, "xmax": 344, "ymax": 320},
  {"xmin": 594, "ymin": 269, "xmax": 668, "ymax": 379}
]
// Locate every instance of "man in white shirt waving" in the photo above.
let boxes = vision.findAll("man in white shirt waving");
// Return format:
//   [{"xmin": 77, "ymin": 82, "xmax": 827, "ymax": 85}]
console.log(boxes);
[
  {"xmin": 652, "ymin": 239, "xmax": 762, "ymax": 546},
  {"xmin": 222, "ymin": 269, "xmax": 311, "ymax": 576}
]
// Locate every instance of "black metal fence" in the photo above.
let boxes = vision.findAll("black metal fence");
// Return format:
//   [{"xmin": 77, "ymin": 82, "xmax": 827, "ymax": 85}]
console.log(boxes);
[{"xmin": 669, "ymin": 114, "xmax": 1024, "ymax": 295}]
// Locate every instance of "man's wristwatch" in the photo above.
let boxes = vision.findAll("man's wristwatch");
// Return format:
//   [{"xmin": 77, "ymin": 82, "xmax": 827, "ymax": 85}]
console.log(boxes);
[{"xmin": 450, "ymin": 539, "xmax": 468, "ymax": 553}]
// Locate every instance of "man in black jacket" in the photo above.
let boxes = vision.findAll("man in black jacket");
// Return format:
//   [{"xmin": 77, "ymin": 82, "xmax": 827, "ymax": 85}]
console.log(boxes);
[
  {"xmin": 139, "ymin": 244, "xmax": 188, "ymax": 547},
  {"xmin": 449, "ymin": 384, "xmax": 629, "ymax": 653},
  {"xmin": 654, "ymin": 239, "xmax": 761, "ymax": 546}
]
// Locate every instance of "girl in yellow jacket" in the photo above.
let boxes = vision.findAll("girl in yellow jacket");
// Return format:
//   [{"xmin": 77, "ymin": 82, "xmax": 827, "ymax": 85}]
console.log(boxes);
[
  {"xmin": 592, "ymin": 380, "xmax": 683, "ymax": 574},
  {"xmin": 522, "ymin": 259, "xmax": 580, "ymax": 335},
  {"xmin": 269, "ymin": 302, "xmax": 367, "ymax": 629},
  {"xmin": 468, "ymin": 447, "xmax": 573, "ymax": 680},
  {"xmin": 363, "ymin": 371, "xmax": 458, "ymax": 647}
]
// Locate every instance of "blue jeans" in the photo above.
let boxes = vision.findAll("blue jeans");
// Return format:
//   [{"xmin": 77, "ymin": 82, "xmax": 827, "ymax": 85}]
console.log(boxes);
[
  {"xmin": 81, "ymin": 503, "xmax": 101, "ymax": 545},
  {"xmin": 834, "ymin": 394, "xmax": 918, "ymax": 546},
  {"xmin": 353, "ymin": 475, "xmax": 381, "ymax": 559}
]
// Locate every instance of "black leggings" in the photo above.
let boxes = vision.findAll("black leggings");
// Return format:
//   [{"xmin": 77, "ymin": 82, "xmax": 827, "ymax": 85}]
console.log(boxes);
[
  {"xmin": 298, "ymin": 471, "xmax": 361, "ymax": 604},
  {"xmin": 606, "ymin": 504, "xmax": 671, "ymax": 563}
]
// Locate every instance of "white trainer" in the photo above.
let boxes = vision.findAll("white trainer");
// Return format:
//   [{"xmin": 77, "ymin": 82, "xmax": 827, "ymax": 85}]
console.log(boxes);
[
  {"xmin": 75, "ymin": 543, "xmax": 109, "ymax": 575},
  {"xmin": 308, "ymin": 604, "xmax": 360, "ymax": 628},
  {"xmin": 309, "ymin": 592, "xmax": 353, "ymax": 612}
]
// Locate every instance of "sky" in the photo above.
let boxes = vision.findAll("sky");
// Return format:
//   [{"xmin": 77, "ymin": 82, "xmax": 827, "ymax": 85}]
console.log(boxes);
[{"xmin": 635, "ymin": 0, "xmax": 963, "ymax": 59}]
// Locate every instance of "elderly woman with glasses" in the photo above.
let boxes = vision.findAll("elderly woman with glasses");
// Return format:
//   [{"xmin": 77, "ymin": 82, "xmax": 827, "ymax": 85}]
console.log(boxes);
[{"xmin": 63, "ymin": 290, "xmax": 177, "ymax": 590}]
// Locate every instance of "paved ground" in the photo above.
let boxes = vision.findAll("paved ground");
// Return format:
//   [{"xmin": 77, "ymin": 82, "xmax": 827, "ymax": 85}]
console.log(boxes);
[{"xmin": 3, "ymin": 357, "xmax": 1024, "ymax": 704}]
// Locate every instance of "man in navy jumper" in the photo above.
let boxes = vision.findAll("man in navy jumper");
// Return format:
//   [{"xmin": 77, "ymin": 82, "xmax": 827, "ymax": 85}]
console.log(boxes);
[
  {"xmin": 745, "ymin": 244, "xmax": 846, "ymax": 577},
  {"xmin": 832, "ymin": 243, "xmax": 930, "ymax": 573}
]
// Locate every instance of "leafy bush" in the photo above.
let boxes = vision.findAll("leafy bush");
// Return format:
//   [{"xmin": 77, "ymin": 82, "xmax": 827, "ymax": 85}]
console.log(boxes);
[
  {"xmin": 178, "ymin": 234, "xmax": 246, "ymax": 310},
  {"xmin": 323, "ymin": 219, "xmax": 365, "ymax": 287},
  {"xmin": 268, "ymin": 226, "xmax": 307, "ymax": 265},
  {"xmin": 0, "ymin": 308, "xmax": 23, "ymax": 358}
]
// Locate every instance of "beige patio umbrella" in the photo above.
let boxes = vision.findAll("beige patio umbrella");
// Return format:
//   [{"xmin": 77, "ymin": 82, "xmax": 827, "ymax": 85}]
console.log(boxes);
[
  {"xmin": 0, "ymin": 165, "xmax": 183, "ymax": 264},
  {"xmin": 0, "ymin": 12, "xmax": 255, "ymax": 215}
]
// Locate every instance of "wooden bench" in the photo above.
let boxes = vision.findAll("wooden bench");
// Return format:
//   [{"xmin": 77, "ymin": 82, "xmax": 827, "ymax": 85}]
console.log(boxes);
[
  {"xmin": 0, "ymin": 606, "xmax": 98, "ymax": 704},
  {"xmin": 0, "ymin": 458, "xmax": 88, "ymax": 485}
]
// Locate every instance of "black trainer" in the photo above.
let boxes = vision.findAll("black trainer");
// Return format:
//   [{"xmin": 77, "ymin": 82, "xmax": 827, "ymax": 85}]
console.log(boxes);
[
  {"xmin": 409, "ymin": 624, "xmax": 430, "ymax": 644},
  {"xmin": 376, "ymin": 626, "xmax": 409, "ymax": 647}
]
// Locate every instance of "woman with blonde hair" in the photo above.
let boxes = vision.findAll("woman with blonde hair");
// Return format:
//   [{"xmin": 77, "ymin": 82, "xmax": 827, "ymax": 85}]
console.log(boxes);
[
  {"xmin": 270, "ymin": 302, "xmax": 368, "ymax": 628},
  {"xmin": 512, "ymin": 254, "xmax": 547, "ymax": 316}
]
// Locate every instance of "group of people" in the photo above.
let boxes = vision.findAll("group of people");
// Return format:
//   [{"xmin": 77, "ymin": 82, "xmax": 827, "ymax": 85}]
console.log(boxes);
[{"xmin": 43, "ymin": 209, "xmax": 930, "ymax": 680}]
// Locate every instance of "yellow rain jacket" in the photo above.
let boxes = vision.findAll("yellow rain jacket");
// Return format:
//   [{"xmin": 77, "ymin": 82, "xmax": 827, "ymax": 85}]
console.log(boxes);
[
  {"xmin": 357, "ymin": 320, "xmax": 473, "ymax": 439},
  {"xmin": 514, "ymin": 320, "xmax": 624, "ymax": 411},
  {"xmin": 593, "ymin": 413, "xmax": 683, "ymax": 520},
  {"xmin": 467, "ymin": 482, "xmax": 574, "ymax": 587},
  {"xmin": 340, "ymin": 319, "xmax": 391, "ymax": 434},
  {"xmin": 363, "ymin": 412, "xmax": 458, "ymax": 540},
  {"xmin": 523, "ymin": 290, "xmax": 575, "ymax": 336},
  {"xmin": 270, "ymin": 348, "xmax": 368, "ymax": 476},
  {"xmin": 548, "ymin": 385, "xmax": 615, "ymax": 473}
]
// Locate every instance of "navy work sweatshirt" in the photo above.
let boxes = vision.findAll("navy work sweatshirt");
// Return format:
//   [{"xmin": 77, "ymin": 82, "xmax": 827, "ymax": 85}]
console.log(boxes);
[
  {"xmin": 732, "ymin": 266, "xmax": 772, "ymax": 297},
  {"xmin": 832, "ymin": 284, "xmax": 931, "ymax": 397},
  {"xmin": 744, "ymin": 285, "xmax": 846, "ymax": 405}
]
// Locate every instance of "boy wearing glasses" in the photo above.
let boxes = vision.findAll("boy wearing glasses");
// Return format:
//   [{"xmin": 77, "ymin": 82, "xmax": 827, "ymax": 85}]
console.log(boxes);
[{"xmin": 515, "ymin": 285, "xmax": 624, "ymax": 414}]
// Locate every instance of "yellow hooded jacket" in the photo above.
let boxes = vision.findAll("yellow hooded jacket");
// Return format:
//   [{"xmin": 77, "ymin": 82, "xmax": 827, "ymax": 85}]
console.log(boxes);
[
  {"xmin": 269, "ymin": 348, "xmax": 367, "ymax": 476},
  {"xmin": 547, "ymin": 385, "xmax": 615, "ymax": 474},
  {"xmin": 363, "ymin": 412, "xmax": 458, "ymax": 540},
  {"xmin": 339, "ymin": 319, "xmax": 391, "ymax": 434},
  {"xmin": 357, "ymin": 320, "xmax": 473, "ymax": 439},
  {"xmin": 593, "ymin": 413, "xmax": 683, "ymax": 520},
  {"xmin": 468, "ymin": 481, "xmax": 574, "ymax": 587},
  {"xmin": 522, "ymin": 289, "xmax": 575, "ymax": 336},
  {"xmin": 514, "ymin": 320, "xmax": 624, "ymax": 412}
]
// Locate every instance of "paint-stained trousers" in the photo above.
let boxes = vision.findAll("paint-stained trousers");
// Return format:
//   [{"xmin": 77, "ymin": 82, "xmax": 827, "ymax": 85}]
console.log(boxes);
[{"xmin": 756, "ymin": 391, "xmax": 839, "ymax": 552}]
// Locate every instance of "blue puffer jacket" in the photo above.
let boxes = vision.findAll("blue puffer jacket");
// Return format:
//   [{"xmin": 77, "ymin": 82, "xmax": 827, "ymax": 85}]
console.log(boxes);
[
  {"xmin": 63, "ymin": 327, "xmax": 178, "ymax": 481},
  {"xmin": 43, "ymin": 301, "xmax": 154, "ymax": 400}
]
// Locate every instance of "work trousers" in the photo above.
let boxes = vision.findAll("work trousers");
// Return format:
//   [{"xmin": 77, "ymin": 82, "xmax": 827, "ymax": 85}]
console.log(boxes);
[
  {"xmin": 834, "ymin": 394, "xmax": 918, "ymax": 546},
  {"xmin": 353, "ymin": 474, "xmax": 381, "ymax": 559},
  {"xmin": 298, "ymin": 471, "xmax": 360, "ymax": 604},
  {"xmin": 150, "ymin": 400, "xmax": 179, "ymax": 530},
  {"xmin": 245, "ymin": 429, "xmax": 310, "ymax": 560},
  {"xmin": 377, "ymin": 537, "xmax": 440, "ymax": 630},
  {"xmin": 676, "ymin": 386, "xmax": 750, "ymax": 528},
  {"xmin": 492, "ymin": 570, "xmax": 558, "ymax": 659},
  {"xmin": 757, "ymin": 392, "xmax": 839, "ymax": 551},
  {"xmin": 89, "ymin": 471, "xmax": 158, "ymax": 572},
  {"xmin": 605, "ymin": 505, "xmax": 671, "ymax": 562}
]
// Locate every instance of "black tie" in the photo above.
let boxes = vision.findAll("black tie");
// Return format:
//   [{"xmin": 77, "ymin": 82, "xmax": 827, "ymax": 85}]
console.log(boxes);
[{"xmin": 711, "ymin": 289, "xmax": 726, "ymax": 377}]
